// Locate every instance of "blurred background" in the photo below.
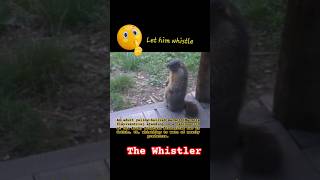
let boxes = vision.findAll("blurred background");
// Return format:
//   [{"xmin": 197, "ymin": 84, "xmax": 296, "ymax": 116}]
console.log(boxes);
[
  {"xmin": 0, "ymin": 0, "xmax": 109, "ymax": 161},
  {"xmin": 231, "ymin": 0, "xmax": 286, "ymax": 102},
  {"xmin": 0, "ymin": 0, "xmax": 288, "ymax": 162}
]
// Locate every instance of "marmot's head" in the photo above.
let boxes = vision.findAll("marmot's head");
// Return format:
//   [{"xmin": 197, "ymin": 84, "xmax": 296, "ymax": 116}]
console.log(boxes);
[{"xmin": 166, "ymin": 59, "xmax": 183, "ymax": 72}]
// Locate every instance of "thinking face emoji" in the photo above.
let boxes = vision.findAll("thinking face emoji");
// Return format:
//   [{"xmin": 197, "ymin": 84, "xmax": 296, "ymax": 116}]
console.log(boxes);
[{"xmin": 117, "ymin": 24, "xmax": 143, "ymax": 56}]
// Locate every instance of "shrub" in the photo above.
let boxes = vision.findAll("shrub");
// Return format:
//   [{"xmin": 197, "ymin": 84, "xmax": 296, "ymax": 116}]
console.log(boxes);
[
  {"xmin": 0, "ymin": 38, "xmax": 72, "ymax": 97},
  {"xmin": 110, "ymin": 92, "xmax": 128, "ymax": 111},
  {"xmin": 14, "ymin": 0, "xmax": 106, "ymax": 33},
  {"xmin": 110, "ymin": 75, "xmax": 134, "ymax": 93}
]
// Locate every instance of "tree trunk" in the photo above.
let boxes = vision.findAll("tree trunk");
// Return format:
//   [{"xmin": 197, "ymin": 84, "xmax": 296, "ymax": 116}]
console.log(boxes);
[{"xmin": 273, "ymin": 0, "xmax": 320, "ymax": 131}]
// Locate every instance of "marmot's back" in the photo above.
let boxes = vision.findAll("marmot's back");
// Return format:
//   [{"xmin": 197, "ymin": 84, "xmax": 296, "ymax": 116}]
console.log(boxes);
[{"xmin": 165, "ymin": 60, "xmax": 188, "ymax": 112}]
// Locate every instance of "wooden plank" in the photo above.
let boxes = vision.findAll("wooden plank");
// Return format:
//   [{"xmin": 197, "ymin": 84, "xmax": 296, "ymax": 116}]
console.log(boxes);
[
  {"xmin": 0, "ymin": 141, "xmax": 107, "ymax": 180},
  {"xmin": 35, "ymin": 160, "xmax": 107, "ymax": 180},
  {"xmin": 239, "ymin": 100, "xmax": 274, "ymax": 126},
  {"xmin": 200, "ymin": 103, "xmax": 210, "ymax": 110},
  {"xmin": 143, "ymin": 109, "xmax": 159, "ymax": 118},
  {"xmin": 197, "ymin": 103, "xmax": 210, "ymax": 128},
  {"xmin": 106, "ymin": 160, "xmax": 110, "ymax": 180},
  {"xmin": 110, "ymin": 112, "xmax": 119, "ymax": 122},
  {"xmin": 110, "ymin": 98, "xmax": 210, "ymax": 128},
  {"xmin": 237, "ymin": 98, "xmax": 320, "ymax": 180},
  {"xmin": 110, "ymin": 102, "xmax": 166, "ymax": 128},
  {"xmin": 123, "ymin": 112, "xmax": 145, "ymax": 119},
  {"xmin": 303, "ymin": 147, "xmax": 320, "ymax": 173},
  {"xmin": 105, "ymin": 159, "xmax": 110, "ymax": 180},
  {"xmin": 239, "ymin": 120, "xmax": 320, "ymax": 180},
  {"xmin": 268, "ymin": 121, "xmax": 320, "ymax": 180},
  {"xmin": 185, "ymin": 92, "xmax": 210, "ymax": 127},
  {"xmin": 109, "ymin": 113, "xmax": 120, "ymax": 128},
  {"xmin": 111, "ymin": 102, "xmax": 166, "ymax": 118},
  {"xmin": 185, "ymin": 93, "xmax": 194, "ymax": 101},
  {"xmin": 106, "ymin": 139, "xmax": 110, "ymax": 167},
  {"xmin": 213, "ymin": 158, "xmax": 241, "ymax": 180},
  {"xmin": 288, "ymin": 129, "xmax": 320, "ymax": 149},
  {"xmin": 259, "ymin": 93, "xmax": 274, "ymax": 112},
  {"xmin": 156, "ymin": 107, "xmax": 185, "ymax": 119},
  {"xmin": 191, "ymin": 91, "xmax": 196, "ymax": 98},
  {"xmin": 111, "ymin": 101, "xmax": 210, "ymax": 128},
  {"xmin": 14, "ymin": 176, "xmax": 34, "ymax": 180}
]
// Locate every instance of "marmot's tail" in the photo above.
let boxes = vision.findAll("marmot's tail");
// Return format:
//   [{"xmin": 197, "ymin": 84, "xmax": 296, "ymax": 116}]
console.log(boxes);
[
  {"xmin": 185, "ymin": 100, "xmax": 199, "ymax": 118},
  {"xmin": 240, "ymin": 124, "xmax": 283, "ymax": 175}
]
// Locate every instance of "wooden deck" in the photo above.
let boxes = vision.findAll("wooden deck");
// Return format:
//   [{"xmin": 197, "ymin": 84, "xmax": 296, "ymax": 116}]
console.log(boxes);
[
  {"xmin": 110, "ymin": 93, "xmax": 210, "ymax": 128},
  {"xmin": 213, "ymin": 95, "xmax": 320, "ymax": 180},
  {"xmin": 0, "ymin": 140, "xmax": 109, "ymax": 180},
  {"xmin": 0, "ymin": 93, "xmax": 319, "ymax": 180}
]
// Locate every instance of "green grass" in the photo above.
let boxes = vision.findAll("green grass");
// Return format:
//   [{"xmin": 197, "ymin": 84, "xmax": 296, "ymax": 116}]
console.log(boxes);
[
  {"xmin": 141, "ymin": 52, "xmax": 200, "ymax": 86},
  {"xmin": 0, "ymin": 38, "xmax": 72, "ymax": 98},
  {"xmin": 111, "ymin": 52, "xmax": 200, "ymax": 86},
  {"xmin": 110, "ymin": 75, "xmax": 135, "ymax": 93},
  {"xmin": 110, "ymin": 52, "xmax": 200, "ymax": 110},
  {"xmin": 110, "ymin": 92, "xmax": 129, "ymax": 111},
  {"xmin": 0, "ymin": 0, "xmax": 10, "ymax": 31},
  {"xmin": 110, "ymin": 75, "xmax": 134, "ymax": 111},
  {"xmin": 0, "ymin": 97, "xmax": 68, "ymax": 155},
  {"xmin": 231, "ymin": 0, "xmax": 286, "ymax": 30},
  {"xmin": 176, "ymin": 52, "xmax": 200, "ymax": 73},
  {"xmin": 14, "ymin": 0, "xmax": 106, "ymax": 33},
  {"xmin": 111, "ymin": 53, "xmax": 141, "ymax": 71}
]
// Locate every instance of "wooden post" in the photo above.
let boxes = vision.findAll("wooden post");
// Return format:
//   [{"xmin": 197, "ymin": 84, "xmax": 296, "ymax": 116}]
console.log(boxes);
[
  {"xmin": 273, "ymin": 0, "xmax": 320, "ymax": 130},
  {"xmin": 195, "ymin": 52, "xmax": 211, "ymax": 103}
]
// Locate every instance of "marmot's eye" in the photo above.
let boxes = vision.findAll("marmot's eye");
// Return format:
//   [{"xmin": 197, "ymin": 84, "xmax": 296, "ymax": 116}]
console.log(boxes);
[
  {"xmin": 123, "ymin": 32, "xmax": 128, "ymax": 39},
  {"xmin": 132, "ymin": 29, "xmax": 138, "ymax": 36}
]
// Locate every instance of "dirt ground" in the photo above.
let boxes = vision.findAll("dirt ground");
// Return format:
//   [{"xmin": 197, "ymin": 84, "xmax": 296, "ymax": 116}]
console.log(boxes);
[{"xmin": 110, "ymin": 70, "xmax": 198, "ymax": 112}]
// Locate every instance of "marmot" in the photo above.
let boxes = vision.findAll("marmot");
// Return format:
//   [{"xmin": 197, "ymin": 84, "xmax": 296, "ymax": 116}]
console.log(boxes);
[
  {"xmin": 164, "ymin": 59, "xmax": 198, "ymax": 118},
  {"xmin": 211, "ymin": 0, "xmax": 250, "ymax": 154},
  {"xmin": 211, "ymin": 0, "xmax": 282, "ymax": 175}
]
